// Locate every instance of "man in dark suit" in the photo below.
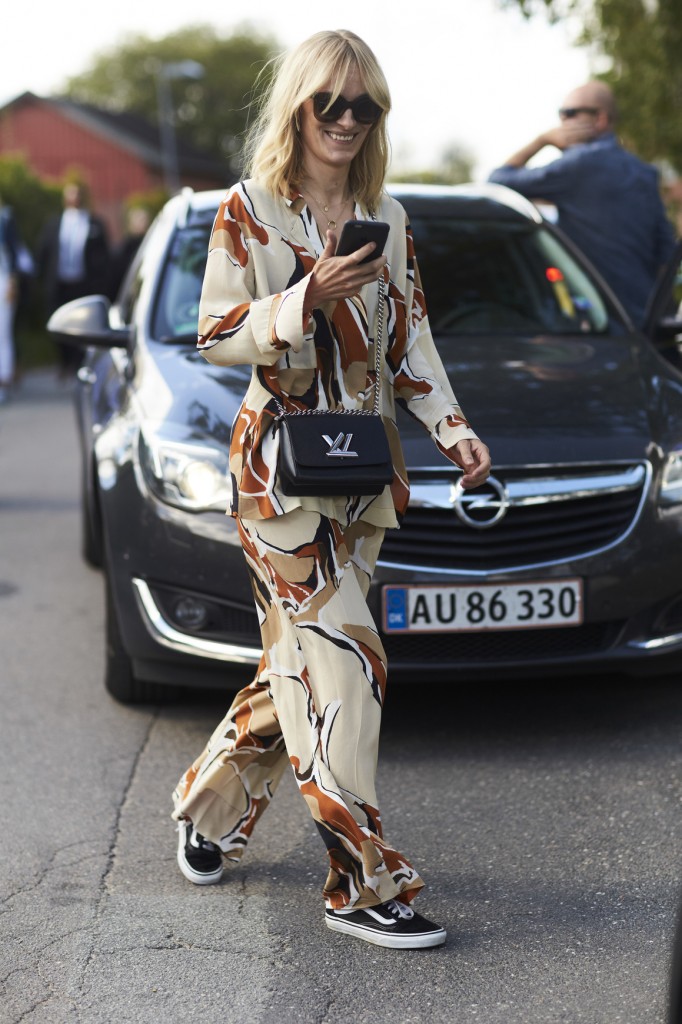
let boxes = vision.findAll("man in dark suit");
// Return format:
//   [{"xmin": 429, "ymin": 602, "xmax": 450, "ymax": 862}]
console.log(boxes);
[{"xmin": 38, "ymin": 182, "xmax": 111, "ymax": 375}]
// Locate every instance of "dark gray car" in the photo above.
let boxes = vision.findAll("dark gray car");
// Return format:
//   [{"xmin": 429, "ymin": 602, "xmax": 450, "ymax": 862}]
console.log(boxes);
[{"xmin": 48, "ymin": 183, "xmax": 682, "ymax": 703}]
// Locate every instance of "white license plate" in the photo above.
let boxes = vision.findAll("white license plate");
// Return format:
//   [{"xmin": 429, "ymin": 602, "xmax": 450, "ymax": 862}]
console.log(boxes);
[{"xmin": 382, "ymin": 579, "xmax": 583, "ymax": 633}]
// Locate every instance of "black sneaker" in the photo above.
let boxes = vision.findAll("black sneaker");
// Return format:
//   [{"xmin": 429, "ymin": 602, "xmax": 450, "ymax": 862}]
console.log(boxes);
[
  {"xmin": 325, "ymin": 899, "xmax": 446, "ymax": 949},
  {"xmin": 176, "ymin": 820, "xmax": 224, "ymax": 885}
]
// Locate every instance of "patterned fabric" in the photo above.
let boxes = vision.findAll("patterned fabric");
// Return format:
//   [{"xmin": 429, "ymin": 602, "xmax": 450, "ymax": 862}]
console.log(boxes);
[
  {"xmin": 172, "ymin": 510, "xmax": 423, "ymax": 910},
  {"xmin": 197, "ymin": 179, "xmax": 478, "ymax": 527},
  {"xmin": 172, "ymin": 180, "xmax": 482, "ymax": 911}
]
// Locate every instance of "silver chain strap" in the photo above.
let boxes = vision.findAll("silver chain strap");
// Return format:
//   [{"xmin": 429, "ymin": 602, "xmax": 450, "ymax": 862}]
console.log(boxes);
[
  {"xmin": 370, "ymin": 270, "xmax": 385, "ymax": 416},
  {"xmin": 274, "ymin": 212, "xmax": 385, "ymax": 420}
]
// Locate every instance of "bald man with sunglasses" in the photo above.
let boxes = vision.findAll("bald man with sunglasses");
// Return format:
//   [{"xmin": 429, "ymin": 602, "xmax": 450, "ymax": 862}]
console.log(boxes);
[{"xmin": 488, "ymin": 80, "xmax": 676, "ymax": 328}]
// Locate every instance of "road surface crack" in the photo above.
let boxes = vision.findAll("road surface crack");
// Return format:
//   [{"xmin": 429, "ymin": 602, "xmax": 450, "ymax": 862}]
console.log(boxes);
[{"xmin": 76, "ymin": 709, "xmax": 159, "ymax": 1014}]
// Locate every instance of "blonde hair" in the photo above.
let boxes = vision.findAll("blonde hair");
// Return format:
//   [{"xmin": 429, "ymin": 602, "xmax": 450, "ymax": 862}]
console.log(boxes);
[{"xmin": 243, "ymin": 30, "xmax": 391, "ymax": 212}]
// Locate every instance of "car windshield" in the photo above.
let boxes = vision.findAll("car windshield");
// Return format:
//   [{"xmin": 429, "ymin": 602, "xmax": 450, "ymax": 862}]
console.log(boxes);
[
  {"xmin": 151, "ymin": 212, "xmax": 617, "ymax": 343},
  {"xmin": 409, "ymin": 216, "xmax": 614, "ymax": 335}
]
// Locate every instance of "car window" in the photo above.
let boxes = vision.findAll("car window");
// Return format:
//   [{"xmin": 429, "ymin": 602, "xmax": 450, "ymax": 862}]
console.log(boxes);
[
  {"xmin": 118, "ymin": 230, "xmax": 155, "ymax": 325},
  {"xmin": 151, "ymin": 225, "xmax": 211, "ymax": 342},
  {"xmin": 409, "ymin": 216, "xmax": 614, "ymax": 335},
  {"xmin": 150, "ymin": 211, "xmax": 619, "ymax": 343}
]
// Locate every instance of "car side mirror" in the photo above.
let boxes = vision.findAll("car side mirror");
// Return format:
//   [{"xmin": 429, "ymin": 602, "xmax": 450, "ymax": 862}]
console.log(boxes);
[{"xmin": 47, "ymin": 295, "xmax": 133, "ymax": 349}]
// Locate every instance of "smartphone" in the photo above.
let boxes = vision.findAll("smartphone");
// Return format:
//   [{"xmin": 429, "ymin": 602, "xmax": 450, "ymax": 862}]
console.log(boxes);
[{"xmin": 335, "ymin": 220, "xmax": 390, "ymax": 264}]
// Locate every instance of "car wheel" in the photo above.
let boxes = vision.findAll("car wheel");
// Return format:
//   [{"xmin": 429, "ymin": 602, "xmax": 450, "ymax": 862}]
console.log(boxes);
[
  {"xmin": 104, "ymin": 573, "xmax": 164, "ymax": 704},
  {"xmin": 81, "ymin": 461, "xmax": 103, "ymax": 568}
]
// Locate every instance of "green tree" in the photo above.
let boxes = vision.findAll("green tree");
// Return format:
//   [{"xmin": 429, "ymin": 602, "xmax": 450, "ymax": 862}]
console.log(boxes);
[
  {"xmin": 498, "ymin": 0, "xmax": 682, "ymax": 173},
  {"xmin": 0, "ymin": 157, "xmax": 64, "ymax": 367},
  {"xmin": 63, "ymin": 24, "xmax": 277, "ymax": 172},
  {"xmin": 0, "ymin": 155, "xmax": 61, "ymax": 251}
]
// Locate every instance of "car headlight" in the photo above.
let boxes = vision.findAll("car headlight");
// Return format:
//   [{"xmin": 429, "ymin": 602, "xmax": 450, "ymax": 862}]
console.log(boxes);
[
  {"xmin": 138, "ymin": 423, "xmax": 231, "ymax": 512},
  {"xmin": 660, "ymin": 451, "xmax": 682, "ymax": 507}
]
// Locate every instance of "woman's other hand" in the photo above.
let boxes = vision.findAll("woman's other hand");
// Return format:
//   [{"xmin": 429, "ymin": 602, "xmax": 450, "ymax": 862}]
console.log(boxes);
[
  {"xmin": 304, "ymin": 230, "xmax": 387, "ymax": 310},
  {"xmin": 452, "ymin": 438, "xmax": 492, "ymax": 489}
]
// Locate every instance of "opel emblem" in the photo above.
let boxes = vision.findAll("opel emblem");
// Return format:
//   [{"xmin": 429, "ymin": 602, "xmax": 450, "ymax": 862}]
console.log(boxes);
[{"xmin": 450, "ymin": 475, "xmax": 509, "ymax": 529}]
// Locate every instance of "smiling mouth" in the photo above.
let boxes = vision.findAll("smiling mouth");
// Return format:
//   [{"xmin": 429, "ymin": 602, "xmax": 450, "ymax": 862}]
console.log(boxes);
[{"xmin": 326, "ymin": 131, "xmax": 356, "ymax": 142}]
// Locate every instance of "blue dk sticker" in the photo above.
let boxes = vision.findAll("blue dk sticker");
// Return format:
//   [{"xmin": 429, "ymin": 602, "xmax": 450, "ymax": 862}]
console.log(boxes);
[{"xmin": 385, "ymin": 588, "xmax": 408, "ymax": 631}]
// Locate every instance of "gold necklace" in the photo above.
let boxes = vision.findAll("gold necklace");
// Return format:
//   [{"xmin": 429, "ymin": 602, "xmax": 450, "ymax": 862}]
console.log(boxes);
[{"xmin": 303, "ymin": 187, "xmax": 352, "ymax": 230}]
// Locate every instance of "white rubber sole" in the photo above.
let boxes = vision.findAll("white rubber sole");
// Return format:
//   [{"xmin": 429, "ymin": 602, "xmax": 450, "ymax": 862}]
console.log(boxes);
[
  {"xmin": 176, "ymin": 828, "xmax": 224, "ymax": 885},
  {"xmin": 325, "ymin": 915, "xmax": 446, "ymax": 949}
]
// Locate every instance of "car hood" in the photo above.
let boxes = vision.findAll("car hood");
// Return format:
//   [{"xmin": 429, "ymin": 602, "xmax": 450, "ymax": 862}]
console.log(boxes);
[
  {"xmin": 400, "ymin": 332, "xmax": 657, "ymax": 468},
  {"xmin": 141, "ymin": 346, "xmax": 251, "ymax": 450},
  {"xmin": 150, "ymin": 334, "xmax": 656, "ymax": 470}
]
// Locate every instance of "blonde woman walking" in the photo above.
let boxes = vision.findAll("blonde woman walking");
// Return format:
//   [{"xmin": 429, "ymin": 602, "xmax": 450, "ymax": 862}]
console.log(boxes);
[{"xmin": 172, "ymin": 28, "xmax": 491, "ymax": 950}]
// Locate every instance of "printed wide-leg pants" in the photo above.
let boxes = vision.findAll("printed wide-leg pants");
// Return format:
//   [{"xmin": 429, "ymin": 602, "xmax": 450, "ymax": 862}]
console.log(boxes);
[{"xmin": 172, "ymin": 509, "xmax": 424, "ymax": 910}]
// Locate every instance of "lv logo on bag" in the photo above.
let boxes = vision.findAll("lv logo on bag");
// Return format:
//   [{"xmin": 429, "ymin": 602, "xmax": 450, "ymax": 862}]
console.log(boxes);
[{"xmin": 322, "ymin": 432, "xmax": 359, "ymax": 458}]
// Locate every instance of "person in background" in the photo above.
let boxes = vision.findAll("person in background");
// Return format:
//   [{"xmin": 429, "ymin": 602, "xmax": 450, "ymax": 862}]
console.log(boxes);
[
  {"xmin": 488, "ymin": 80, "xmax": 677, "ymax": 328},
  {"xmin": 37, "ymin": 183, "xmax": 110, "ymax": 376},
  {"xmin": 0, "ymin": 196, "xmax": 19, "ymax": 403},
  {"xmin": 109, "ymin": 206, "xmax": 151, "ymax": 298},
  {"xmin": 171, "ymin": 28, "xmax": 490, "ymax": 951}
]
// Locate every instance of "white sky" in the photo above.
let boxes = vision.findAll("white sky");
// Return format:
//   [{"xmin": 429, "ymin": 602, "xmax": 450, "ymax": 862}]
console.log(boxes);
[{"xmin": 0, "ymin": 0, "xmax": 594, "ymax": 178}]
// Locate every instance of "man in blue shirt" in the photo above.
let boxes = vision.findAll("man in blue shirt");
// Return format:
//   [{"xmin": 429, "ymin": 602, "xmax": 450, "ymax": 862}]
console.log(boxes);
[{"xmin": 488, "ymin": 80, "xmax": 677, "ymax": 327}]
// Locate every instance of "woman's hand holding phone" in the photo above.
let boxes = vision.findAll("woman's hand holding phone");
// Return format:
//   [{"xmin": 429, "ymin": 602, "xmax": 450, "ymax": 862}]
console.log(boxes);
[
  {"xmin": 335, "ymin": 220, "xmax": 390, "ymax": 263},
  {"xmin": 304, "ymin": 221, "xmax": 388, "ymax": 310}
]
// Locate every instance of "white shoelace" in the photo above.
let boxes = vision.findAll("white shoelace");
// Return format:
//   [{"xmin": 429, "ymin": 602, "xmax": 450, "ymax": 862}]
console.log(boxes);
[{"xmin": 384, "ymin": 899, "xmax": 414, "ymax": 921}]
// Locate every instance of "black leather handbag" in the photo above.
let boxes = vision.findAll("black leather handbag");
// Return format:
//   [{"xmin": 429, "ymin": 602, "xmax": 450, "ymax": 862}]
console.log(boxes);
[{"xmin": 275, "ymin": 271, "xmax": 393, "ymax": 498}]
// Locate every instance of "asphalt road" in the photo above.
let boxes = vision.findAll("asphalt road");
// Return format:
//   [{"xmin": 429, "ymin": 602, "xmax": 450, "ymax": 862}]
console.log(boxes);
[{"xmin": 3, "ymin": 369, "xmax": 682, "ymax": 1024}]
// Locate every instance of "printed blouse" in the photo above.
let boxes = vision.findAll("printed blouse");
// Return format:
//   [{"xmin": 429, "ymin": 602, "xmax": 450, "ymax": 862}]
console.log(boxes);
[{"xmin": 197, "ymin": 179, "xmax": 478, "ymax": 527}]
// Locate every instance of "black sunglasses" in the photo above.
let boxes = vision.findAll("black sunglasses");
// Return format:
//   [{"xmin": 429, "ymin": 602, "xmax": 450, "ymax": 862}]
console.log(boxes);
[
  {"xmin": 559, "ymin": 106, "xmax": 599, "ymax": 119},
  {"xmin": 311, "ymin": 92, "xmax": 383, "ymax": 125}
]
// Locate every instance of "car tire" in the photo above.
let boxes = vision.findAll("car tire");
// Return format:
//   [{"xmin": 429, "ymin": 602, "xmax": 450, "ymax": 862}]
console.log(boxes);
[
  {"xmin": 104, "ymin": 573, "xmax": 164, "ymax": 704},
  {"xmin": 81, "ymin": 461, "xmax": 103, "ymax": 568}
]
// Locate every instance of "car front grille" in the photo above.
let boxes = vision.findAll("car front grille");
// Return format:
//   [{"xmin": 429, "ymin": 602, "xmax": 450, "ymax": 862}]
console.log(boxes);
[
  {"xmin": 383, "ymin": 619, "xmax": 625, "ymax": 666},
  {"xmin": 380, "ymin": 463, "xmax": 649, "ymax": 572}
]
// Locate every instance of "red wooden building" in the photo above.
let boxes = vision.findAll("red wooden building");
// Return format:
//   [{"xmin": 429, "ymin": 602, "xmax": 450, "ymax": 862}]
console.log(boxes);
[{"xmin": 0, "ymin": 92, "xmax": 227, "ymax": 240}]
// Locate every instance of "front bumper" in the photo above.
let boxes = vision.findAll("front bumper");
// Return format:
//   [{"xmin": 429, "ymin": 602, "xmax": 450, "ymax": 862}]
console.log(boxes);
[{"xmin": 101, "ymin": 454, "xmax": 682, "ymax": 688}]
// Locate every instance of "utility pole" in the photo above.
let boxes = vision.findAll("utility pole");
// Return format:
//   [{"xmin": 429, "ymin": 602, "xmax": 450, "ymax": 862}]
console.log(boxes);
[{"xmin": 154, "ymin": 60, "xmax": 204, "ymax": 195}]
